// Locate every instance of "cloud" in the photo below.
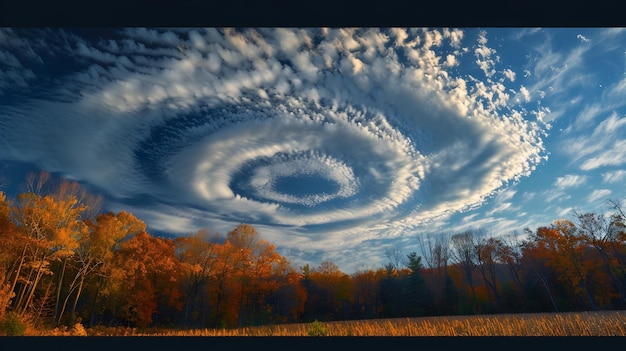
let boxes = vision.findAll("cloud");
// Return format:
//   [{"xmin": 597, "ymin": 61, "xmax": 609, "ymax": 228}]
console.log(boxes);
[
  {"xmin": 0, "ymin": 28, "xmax": 549, "ymax": 272},
  {"xmin": 485, "ymin": 188, "xmax": 518, "ymax": 216},
  {"xmin": 543, "ymin": 189, "xmax": 571, "ymax": 204},
  {"xmin": 602, "ymin": 170, "xmax": 626, "ymax": 183},
  {"xmin": 562, "ymin": 112, "xmax": 626, "ymax": 171},
  {"xmin": 474, "ymin": 31, "xmax": 497, "ymax": 78},
  {"xmin": 576, "ymin": 34, "xmax": 590, "ymax": 43},
  {"xmin": 518, "ymin": 85, "xmax": 531, "ymax": 102},
  {"xmin": 554, "ymin": 174, "xmax": 587, "ymax": 189},
  {"xmin": 587, "ymin": 189, "xmax": 612, "ymax": 203},
  {"xmin": 580, "ymin": 140, "xmax": 626, "ymax": 170},
  {"xmin": 0, "ymin": 28, "xmax": 43, "ymax": 95},
  {"xmin": 521, "ymin": 30, "xmax": 596, "ymax": 126},
  {"xmin": 556, "ymin": 206, "xmax": 574, "ymax": 218},
  {"xmin": 502, "ymin": 68, "xmax": 516, "ymax": 82}
]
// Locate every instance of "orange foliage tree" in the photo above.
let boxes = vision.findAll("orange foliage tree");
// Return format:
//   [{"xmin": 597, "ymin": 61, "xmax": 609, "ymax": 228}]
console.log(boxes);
[
  {"xmin": 531, "ymin": 220, "xmax": 599, "ymax": 310},
  {"xmin": 351, "ymin": 268, "xmax": 384, "ymax": 318},
  {"xmin": 107, "ymin": 232, "xmax": 183, "ymax": 327},
  {"xmin": 66, "ymin": 210, "xmax": 145, "ymax": 326},
  {"xmin": 219, "ymin": 224, "xmax": 304, "ymax": 327},
  {"xmin": 175, "ymin": 228, "xmax": 222, "ymax": 328}
]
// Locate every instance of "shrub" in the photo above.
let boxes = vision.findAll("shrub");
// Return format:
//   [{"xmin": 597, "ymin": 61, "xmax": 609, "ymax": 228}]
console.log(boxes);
[
  {"xmin": 1, "ymin": 312, "xmax": 27, "ymax": 336},
  {"xmin": 307, "ymin": 320, "xmax": 328, "ymax": 337},
  {"xmin": 71, "ymin": 323, "xmax": 87, "ymax": 336}
]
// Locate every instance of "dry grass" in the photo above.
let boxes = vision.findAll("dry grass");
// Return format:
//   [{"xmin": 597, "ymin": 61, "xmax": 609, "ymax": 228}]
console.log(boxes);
[{"xmin": 106, "ymin": 310, "xmax": 626, "ymax": 336}]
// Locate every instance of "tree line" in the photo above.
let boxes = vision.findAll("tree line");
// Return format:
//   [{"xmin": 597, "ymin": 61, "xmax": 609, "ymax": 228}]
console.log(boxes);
[{"xmin": 0, "ymin": 172, "xmax": 625, "ymax": 331}]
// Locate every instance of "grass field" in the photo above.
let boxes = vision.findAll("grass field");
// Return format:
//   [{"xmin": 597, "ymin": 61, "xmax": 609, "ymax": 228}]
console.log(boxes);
[{"xmin": 62, "ymin": 310, "xmax": 626, "ymax": 336}]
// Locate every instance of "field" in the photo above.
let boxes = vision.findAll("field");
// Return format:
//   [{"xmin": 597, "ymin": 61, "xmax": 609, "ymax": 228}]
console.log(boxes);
[{"xmin": 60, "ymin": 310, "xmax": 626, "ymax": 336}]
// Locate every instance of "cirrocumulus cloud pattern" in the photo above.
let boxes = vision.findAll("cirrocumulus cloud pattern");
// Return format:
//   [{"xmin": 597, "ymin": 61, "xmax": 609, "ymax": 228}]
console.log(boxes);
[{"xmin": 0, "ymin": 28, "xmax": 548, "ymax": 271}]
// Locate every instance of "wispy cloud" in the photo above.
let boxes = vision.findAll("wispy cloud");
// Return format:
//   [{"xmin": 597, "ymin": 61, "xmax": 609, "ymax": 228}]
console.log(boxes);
[
  {"xmin": 602, "ymin": 170, "xmax": 626, "ymax": 183},
  {"xmin": 561, "ymin": 112, "xmax": 626, "ymax": 171},
  {"xmin": 587, "ymin": 189, "xmax": 612, "ymax": 203},
  {"xmin": 554, "ymin": 174, "xmax": 587, "ymax": 189}
]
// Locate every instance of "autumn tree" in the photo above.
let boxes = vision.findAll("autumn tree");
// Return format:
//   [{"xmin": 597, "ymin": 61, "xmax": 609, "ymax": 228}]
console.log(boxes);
[
  {"xmin": 260, "ymin": 252, "xmax": 306, "ymax": 325},
  {"xmin": 418, "ymin": 232, "xmax": 454, "ymax": 315},
  {"xmin": 520, "ymin": 228, "xmax": 560, "ymax": 312},
  {"xmin": 57, "ymin": 210, "xmax": 145, "ymax": 326},
  {"xmin": 496, "ymin": 232, "xmax": 528, "ymax": 311},
  {"xmin": 106, "ymin": 232, "xmax": 183, "ymax": 327},
  {"xmin": 450, "ymin": 229, "xmax": 482, "ymax": 312},
  {"xmin": 575, "ymin": 211, "xmax": 626, "ymax": 308},
  {"xmin": 475, "ymin": 237, "xmax": 504, "ymax": 312},
  {"xmin": 204, "ymin": 238, "xmax": 237, "ymax": 328},
  {"xmin": 302, "ymin": 261, "xmax": 353, "ymax": 321},
  {"xmin": 0, "ymin": 191, "xmax": 17, "ymax": 318},
  {"xmin": 175, "ymin": 228, "xmax": 222, "ymax": 328},
  {"xmin": 223, "ymin": 224, "xmax": 302, "ymax": 327},
  {"xmin": 351, "ymin": 268, "xmax": 383, "ymax": 319},
  {"xmin": 9, "ymin": 173, "xmax": 98, "ymax": 321},
  {"xmin": 529, "ymin": 220, "xmax": 599, "ymax": 310}
]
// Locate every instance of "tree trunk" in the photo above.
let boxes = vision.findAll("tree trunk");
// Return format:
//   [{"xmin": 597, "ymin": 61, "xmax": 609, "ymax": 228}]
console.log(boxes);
[
  {"xmin": 537, "ymin": 273, "xmax": 558, "ymax": 312},
  {"xmin": 54, "ymin": 258, "xmax": 68, "ymax": 325},
  {"xmin": 69, "ymin": 275, "xmax": 86, "ymax": 318},
  {"xmin": 20, "ymin": 253, "xmax": 47, "ymax": 315}
]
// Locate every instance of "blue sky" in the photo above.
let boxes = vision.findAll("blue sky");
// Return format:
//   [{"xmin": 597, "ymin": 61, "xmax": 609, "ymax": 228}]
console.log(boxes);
[{"xmin": 1, "ymin": 27, "xmax": 626, "ymax": 274}]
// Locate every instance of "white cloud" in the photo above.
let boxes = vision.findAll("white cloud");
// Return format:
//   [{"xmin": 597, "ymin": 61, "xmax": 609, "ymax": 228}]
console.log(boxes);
[
  {"xmin": 580, "ymin": 140, "xmax": 626, "ymax": 170},
  {"xmin": 474, "ymin": 31, "xmax": 497, "ymax": 78},
  {"xmin": 587, "ymin": 189, "xmax": 612, "ymax": 203},
  {"xmin": 562, "ymin": 113, "xmax": 626, "ymax": 171},
  {"xmin": 502, "ymin": 68, "xmax": 516, "ymax": 82},
  {"xmin": 602, "ymin": 170, "xmax": 626, "ymax": 183},
  {"xmin": 556, "ymin": 206, "xmax": 574, "ymax": 218},
  {"xmin": 577, "ymin": 34, "xmax": 590, "ymax": 43},
  {"xmin": 543, "ymin": 189, "xmax": 571, "ymax": 203},
  {"xmin": 519, "ymin": 85, "xmax": 531, "ymax": 102},
  {"xmin": 554, "ymin": 174, "xmax": 587, "ymax": 189},
  {"xmin": 444, "ymin": 54, "xmax": 457, "ymax": 67}
]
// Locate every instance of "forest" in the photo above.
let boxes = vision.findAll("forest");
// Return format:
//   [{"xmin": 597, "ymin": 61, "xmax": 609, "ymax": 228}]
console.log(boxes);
[{"xmin": 0, "ymin": 171, "xmax": 625, "ymax": 334}]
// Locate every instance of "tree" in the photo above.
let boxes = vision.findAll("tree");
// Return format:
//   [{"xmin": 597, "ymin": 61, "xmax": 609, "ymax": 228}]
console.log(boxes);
[
  {"xmin": 175, "ymin": 228, "xmax": 221, "ymax": 328},
  {"xmin": 520, "ymin": 228, "xmax": 560, "ymax": 312},
  {"xmin": 259, "ymin": 252, "xmax": 306, "ymax": 324},
  {"xmin": 10, "ymin": 188, "xmax": 88, "ymax": 318},
  {"xmin": 351, "ymin": 268, "xmax": 383, "ymax": 319},
  {"xmin": 496, "ymin": 232, "xmax": 528, "ymax": 310},
  {"xmin": 531, "ymin": 220, "xmax": 599, "ymax": 310},
  {"xmin": 384, "ymin": 246, "xmax": 405, "ymax": 272},
  {"xmin": 224, "ymin": 224, "xmax": 303, "ymax": 327},
  {"xmin": 59, "ymin": 210, "xmax": 145, "ymax": 326},
  {"xmin": 475, "ymin": 237, "xmax": 504, "ymax": 312},
  {"xmin": 450, "ymin": 230, "xmax": 481, "ymax": 310},
  {"xmin": 2, "ymin": 173, "xmax": 104, "ymax": 324},
  {"xmin": 108, "ymin": 232, "xmax": 183, "ymax": 327},
  {"xmin": 418, "ymin": 232, "xmax": 452, "ymax": 315},
  {"xmin": 0, "ymin": 192, "xmax": 17, "ymax": 318},
  {"xmin": 404, "ymin": 252, "xmax": 430, "ymax": 316},
  {"xmin": 575, "ymin": 211, "xmax": 626, "ymax": 308},
  {"xmin": 303, "ymin": 261, "xmax": 353, "ymax": 321}
]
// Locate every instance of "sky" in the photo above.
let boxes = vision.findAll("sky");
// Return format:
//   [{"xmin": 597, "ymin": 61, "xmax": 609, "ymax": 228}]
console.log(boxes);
[{"xmin": 1, "ymin": 27, "xmax": 626, "ymax": 274}]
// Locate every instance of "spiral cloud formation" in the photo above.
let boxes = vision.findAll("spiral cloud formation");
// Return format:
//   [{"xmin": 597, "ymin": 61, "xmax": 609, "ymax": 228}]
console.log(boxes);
[{"xmin": 0, "ymin": 28, "xmax": 548, "ymax": 271}]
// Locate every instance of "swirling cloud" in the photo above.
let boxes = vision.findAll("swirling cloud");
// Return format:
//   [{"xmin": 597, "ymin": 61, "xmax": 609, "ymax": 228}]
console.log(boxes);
[{"xmin": 0, "ymin": 28, "xmax": 548, "ymax": 271}]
